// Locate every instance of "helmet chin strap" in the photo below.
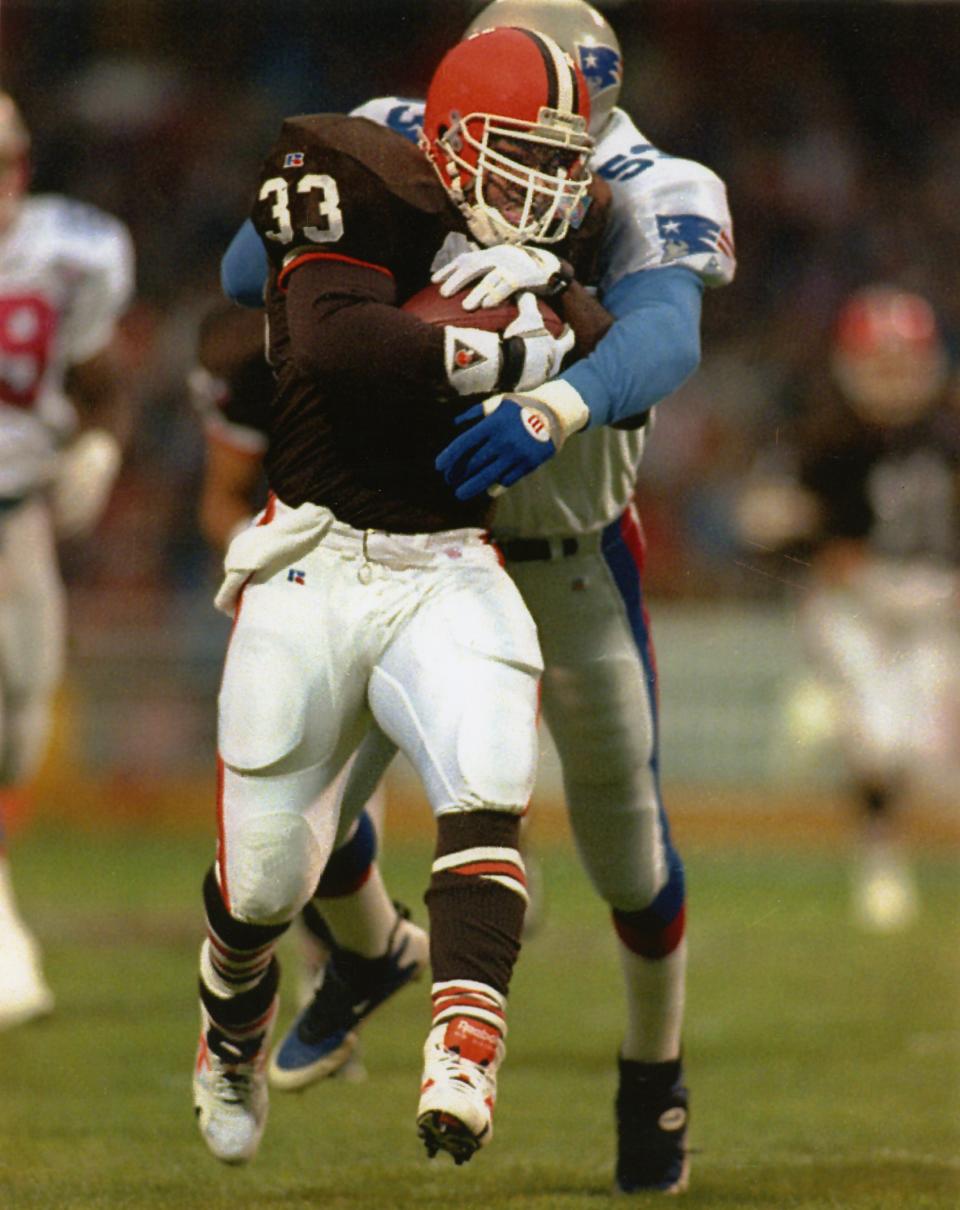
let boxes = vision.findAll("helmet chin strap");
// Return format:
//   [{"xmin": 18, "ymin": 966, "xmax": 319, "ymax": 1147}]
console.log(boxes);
[
  {"xmin": 443, "ymin": 156, "xmax": 525, "ymax": 247},
  {"xmin": 464, "ymin": 206, "xmax": 523, "ymax": 247}
]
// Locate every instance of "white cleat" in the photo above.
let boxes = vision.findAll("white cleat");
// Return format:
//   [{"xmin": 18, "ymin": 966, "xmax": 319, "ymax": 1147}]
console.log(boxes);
[
  {"xmin": 0, "ymin": 927, "xmax": 55, "ymax": 1031},
  {"xmin": 854, "ymin": 852, "xmax": 919, "ymax": 933},
  {"xmin": 193, "ymin": 1001, "xmax": 276, "ymax": 1165},
  {"xmin": 417, "ymin": 1017, "xmax": 504, "ymax": 1165}
]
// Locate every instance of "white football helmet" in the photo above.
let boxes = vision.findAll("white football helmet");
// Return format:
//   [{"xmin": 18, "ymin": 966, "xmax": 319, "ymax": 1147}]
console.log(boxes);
[
  {"xmin": 830, "ymin": 286, "xmax": 949, "ymax": 427},
  {"xmin": 0, "ymin": 93, "xmax": 29, "ymax": 233},
  {"xmin": 464, "ymin": 0, "xmax": 623, "ymax": 136}
]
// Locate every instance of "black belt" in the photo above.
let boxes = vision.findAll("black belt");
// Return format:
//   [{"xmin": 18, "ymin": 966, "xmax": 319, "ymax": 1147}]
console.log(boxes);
[{"xmin": 499, "ymin": 536, "xmax": 579, "ymax": 562}]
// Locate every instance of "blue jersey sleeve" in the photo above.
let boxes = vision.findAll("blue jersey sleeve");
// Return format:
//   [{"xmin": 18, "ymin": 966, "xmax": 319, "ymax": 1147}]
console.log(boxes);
[
  {"xmin": 220, "ymin": 219, "xmax": 269, "ymax": 308},
  {"xmin": 561, "ymin": 265, "xmax": 704, "ymax": 428}
]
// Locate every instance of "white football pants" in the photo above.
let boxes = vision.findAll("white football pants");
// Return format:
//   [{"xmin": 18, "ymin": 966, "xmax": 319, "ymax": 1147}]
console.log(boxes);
[
  {"xmin": 0, "ymin": 499, "xmax": 65, "ymax": 788},
  {"xmin": 216, "ymin": 510, "xmax": 542, "ymax": 924},
  {"xmin": 801, "ymin": 558, "xmax": 960, "ymax": 782},
  {"xmin": 507, "ymin": 507, "xmax": 677, "ymax": 913},
  {"xmin": 332, "ymin": 505, "xmax": 681, "ymax": 916}
]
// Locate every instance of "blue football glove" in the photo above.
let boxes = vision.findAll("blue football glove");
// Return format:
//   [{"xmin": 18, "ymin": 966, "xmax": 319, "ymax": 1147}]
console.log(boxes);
[{"xmin": 436, "ymin": 390, "xmax": 580, "ymax": 501}]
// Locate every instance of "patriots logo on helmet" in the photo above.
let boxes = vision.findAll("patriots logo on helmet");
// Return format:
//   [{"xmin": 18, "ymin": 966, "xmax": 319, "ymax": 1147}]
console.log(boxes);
[{"xmin": 576, "ymin": 44, "xmax": 622, "ymax": 96}]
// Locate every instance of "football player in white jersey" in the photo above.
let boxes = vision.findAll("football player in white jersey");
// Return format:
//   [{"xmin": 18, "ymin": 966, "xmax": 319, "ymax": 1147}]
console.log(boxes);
[
  {"xmin": 217, "ymin": 0, "xmax": 734, "ymax": 1192},
  {"xmin": 0, "ymin": 93, "xmax": 134, "ymax": 1030}
]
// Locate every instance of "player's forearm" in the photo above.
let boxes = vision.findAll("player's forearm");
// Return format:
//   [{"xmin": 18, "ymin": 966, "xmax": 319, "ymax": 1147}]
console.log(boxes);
[
  {"xmin": 285, "ymin": 261, "xmax": 449, "ymax": 402},
  {"xmin": 561, "ymin": 265, "xmax": 703, "ymax": 429},
  {"xmin": 554, "ymin": 280, "xmax": 615, "ymax": 361},
  {"xmin": 64, "ymin": 345, "xmax": 132, "ymax": 446},
  {"xmin": 221, "ymin": 219, "xmax": 269, "ymax": 309},
  {"xmin": 199, "ymin": 438, "xmax": 265, "ymax": 551},
  {"xmin": 199, "ymin": 488, "xmax": 255, "ymax": 552}
]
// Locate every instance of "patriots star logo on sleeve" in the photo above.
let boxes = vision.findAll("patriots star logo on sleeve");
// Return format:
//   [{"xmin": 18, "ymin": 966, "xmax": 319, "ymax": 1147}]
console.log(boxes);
[{"xmin": 656, "ymin": 214, "xmax": 735, "ymax": 262}]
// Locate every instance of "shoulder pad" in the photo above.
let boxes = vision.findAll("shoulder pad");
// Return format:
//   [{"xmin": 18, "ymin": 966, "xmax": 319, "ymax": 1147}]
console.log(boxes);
[
  {"xmin": 349, "ymin": 96, "xmax": 425, "ymax": 145},
  {"xmin": 590, "ymin": 115, "xmax": 736, "ymax": 292},
  {"xmin": 253, "ymin": 114, "xmax": 449, "ymax": 279},
  {"xmin": 27, "ymin": 195, "xmax": 134, "ymax": 282}
]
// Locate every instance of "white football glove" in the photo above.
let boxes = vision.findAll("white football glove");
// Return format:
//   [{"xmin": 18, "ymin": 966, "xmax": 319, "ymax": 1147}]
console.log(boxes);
[
  {"xmin": 443, "ymin": 292, "xmax": 575, "ymax": 397},
  {"xmin": 433, "ymin": 244, "xmax": 572, "ymax": 310},
  {"xmin": 50, "ymin": 429, "xmax": 122, "ymax": 539}
]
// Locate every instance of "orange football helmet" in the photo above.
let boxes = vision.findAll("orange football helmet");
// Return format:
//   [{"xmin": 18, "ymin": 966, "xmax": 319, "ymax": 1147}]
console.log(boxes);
[
  {"xmin": 421, "ymin": 27, "xmax": 593, "ymax": 247},
  {"xmin": 831, "ymin": 286, "xmax": 949, "ymax": 426}
]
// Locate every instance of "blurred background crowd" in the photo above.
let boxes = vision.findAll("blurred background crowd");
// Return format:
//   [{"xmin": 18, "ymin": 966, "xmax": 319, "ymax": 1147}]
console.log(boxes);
[{"xmin": 1, "ymin": 0, "xmax": 957, "ymax": 805}]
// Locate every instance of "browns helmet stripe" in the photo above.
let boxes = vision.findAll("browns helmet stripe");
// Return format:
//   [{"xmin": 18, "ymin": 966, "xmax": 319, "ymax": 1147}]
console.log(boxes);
[{"xmin": 516, "ymin": 28, "xmax": 579, "ymax": 114}]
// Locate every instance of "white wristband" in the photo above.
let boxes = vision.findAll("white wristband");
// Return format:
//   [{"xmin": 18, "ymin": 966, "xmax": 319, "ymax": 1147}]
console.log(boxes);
[{"xmin": 520, "ymin": 379, "xmax": 590, "ymax": 445}]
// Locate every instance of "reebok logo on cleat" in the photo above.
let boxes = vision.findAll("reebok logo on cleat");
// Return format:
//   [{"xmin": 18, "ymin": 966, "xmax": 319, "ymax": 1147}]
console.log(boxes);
[
  {"xmin": 444, "ymin": 1018, "xmax": 499, "ymax": 1064},
  {"xmin": 658, "ymin": 1106, "xmax": 687, "ymax": 1132}
]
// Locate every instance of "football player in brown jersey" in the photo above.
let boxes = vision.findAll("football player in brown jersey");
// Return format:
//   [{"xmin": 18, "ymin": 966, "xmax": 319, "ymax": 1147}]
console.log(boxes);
[{"xmin": 192, "ymin": 27, "xmax": 615, "ymax": 1168}]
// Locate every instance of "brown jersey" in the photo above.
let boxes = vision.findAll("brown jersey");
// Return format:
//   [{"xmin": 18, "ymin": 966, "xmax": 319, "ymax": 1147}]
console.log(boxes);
[{"xmin": 251, "ymin": 113, "xmax": 608, "ymax": 533}]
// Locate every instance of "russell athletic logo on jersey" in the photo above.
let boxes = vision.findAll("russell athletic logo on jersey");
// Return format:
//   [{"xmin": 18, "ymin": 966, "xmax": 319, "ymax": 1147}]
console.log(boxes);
[
  {"xmin": 283, "ymin": 152, "xmax": 305, "ymax": 168},
  {"xmin": 656, "ymin": 214, "xmax": 735, "ymax": 262}
]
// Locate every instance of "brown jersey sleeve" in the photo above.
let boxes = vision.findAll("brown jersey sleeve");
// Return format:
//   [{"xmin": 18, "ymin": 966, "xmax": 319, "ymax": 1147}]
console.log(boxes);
[{"xmin": 282, "ymin": 258, "xmax": 448, "ymax": 413}]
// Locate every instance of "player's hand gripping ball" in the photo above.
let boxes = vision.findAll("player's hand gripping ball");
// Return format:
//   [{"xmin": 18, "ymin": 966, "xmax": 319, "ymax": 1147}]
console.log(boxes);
[{"xmin": 431, "ymin": 243, "xmax": 572, "ymax": 310}]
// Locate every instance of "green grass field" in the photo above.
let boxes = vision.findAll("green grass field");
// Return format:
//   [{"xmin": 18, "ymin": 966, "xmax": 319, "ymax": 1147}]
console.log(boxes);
[{"xmin": 0, "ymin": 819, "xmax": 957, "ymax": 1209}]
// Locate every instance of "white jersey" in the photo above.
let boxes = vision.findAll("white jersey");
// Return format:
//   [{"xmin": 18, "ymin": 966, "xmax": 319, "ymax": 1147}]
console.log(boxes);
[
  {"xmin": 0, "ymin": 194, "xmax": 134, "ymax": 499},
  {"xmin": 351, "ymin": 99, "xmax": 735, "ymax": 539}
]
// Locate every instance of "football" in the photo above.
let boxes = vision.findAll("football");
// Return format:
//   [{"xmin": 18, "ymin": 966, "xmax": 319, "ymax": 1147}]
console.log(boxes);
[{"xmin": 401, "ymin": 282, "xmax": 565, "ymax": 336}]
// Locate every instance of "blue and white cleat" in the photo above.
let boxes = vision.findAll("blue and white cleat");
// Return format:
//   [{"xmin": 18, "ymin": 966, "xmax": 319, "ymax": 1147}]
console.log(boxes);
[
  {"xmin": 615, "ymin": 1056, "xmax": 690, "ymax": 1195},
  {"xmin": 269, "ymin": 909, "xmax": 429, "ymax": 1091}
]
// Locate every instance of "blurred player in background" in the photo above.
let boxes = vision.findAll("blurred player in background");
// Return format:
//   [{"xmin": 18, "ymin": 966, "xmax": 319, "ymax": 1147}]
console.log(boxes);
[
  {"xmin": 217, "ymin": 0, "xmax": 735, "ymax": 1193},
  {"xmin": 738, "ymin": 285, "xmax": 959, "ymax": 932},
  {"xmin": 0, "ymin": 94, "xmax": 134, "ymax": 1030},
  {"xmin": 191, "ymin": 25, "xmax": 620, "ymax": 1169},
  {"xmin": 190, "ymin": 302, "xmax": 271, "ymax": 554}
]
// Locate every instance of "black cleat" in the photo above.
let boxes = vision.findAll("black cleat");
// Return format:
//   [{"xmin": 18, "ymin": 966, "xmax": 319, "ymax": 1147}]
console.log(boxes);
[{"xmin": 615, "ymin": 1055, "xmax": 690, "ymax": 1194}]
